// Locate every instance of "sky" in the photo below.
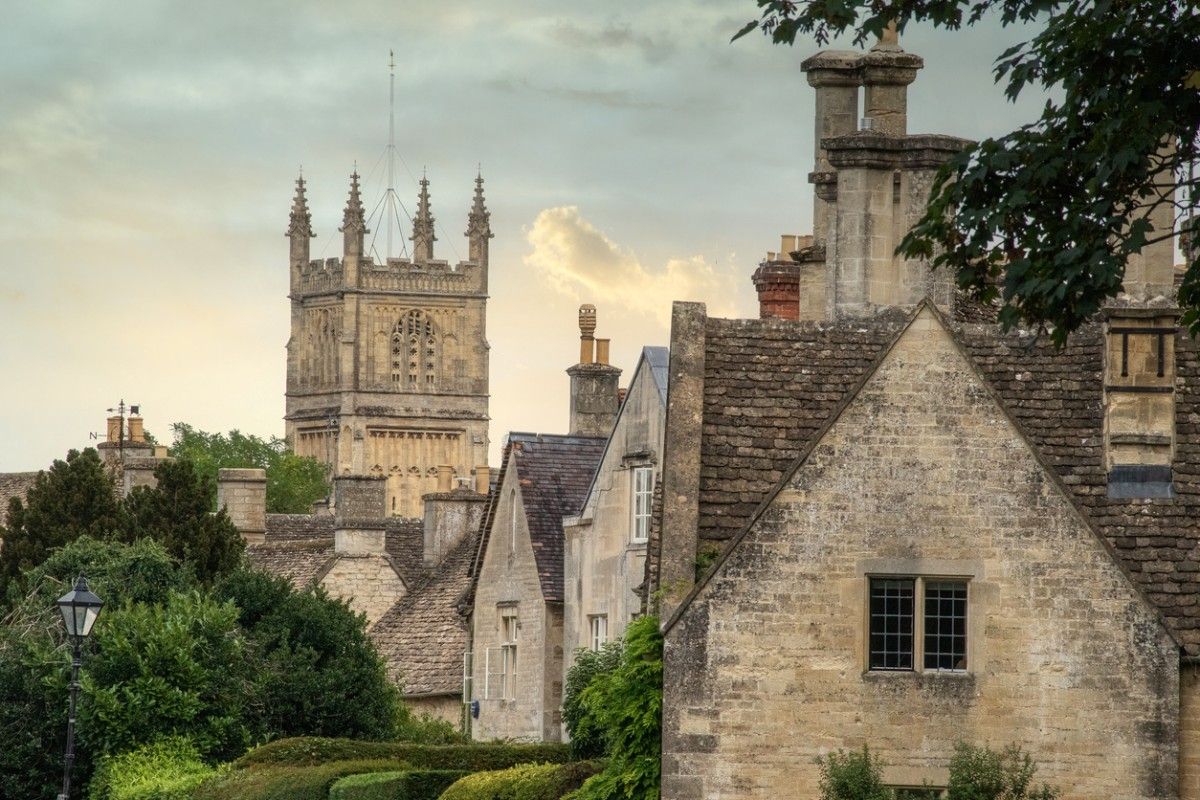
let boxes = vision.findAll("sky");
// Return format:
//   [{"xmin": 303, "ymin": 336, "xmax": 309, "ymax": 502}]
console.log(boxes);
[{"xmin": 0, "ymin": 0, "xmax": 1047, "ymax": 472}]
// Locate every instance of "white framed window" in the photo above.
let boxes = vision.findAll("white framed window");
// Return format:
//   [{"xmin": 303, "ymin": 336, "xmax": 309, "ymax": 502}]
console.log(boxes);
[
  {"xmin": 500, "ymin": 611, "xmax": 518, "ymax": 699},
  {"xmin": 868, "ymin": 577, "xmax": 968, "ymax": 673},
  {"xmin": 631, "ymin": 466, "xmax": 653, "ymax": 543},
  {"xmin": 589, "ymin": 614, "xmax": 608, "ymax": 651}
]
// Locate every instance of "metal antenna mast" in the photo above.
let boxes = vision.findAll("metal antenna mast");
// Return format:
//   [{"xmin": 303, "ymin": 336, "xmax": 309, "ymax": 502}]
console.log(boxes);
[{"xmin": 387, "ymin": 49, "xmax": 396, "ymax": 259}]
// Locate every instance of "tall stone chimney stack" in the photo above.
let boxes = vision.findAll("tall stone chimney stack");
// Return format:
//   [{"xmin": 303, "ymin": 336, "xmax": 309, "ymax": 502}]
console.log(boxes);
[
  {"xmin": 217, "ymin": 468, "xmax": 268, "ymax": 544},
  {"xmin": 567, "ymin": 304, "xmax": 621, "ymax": 437}
]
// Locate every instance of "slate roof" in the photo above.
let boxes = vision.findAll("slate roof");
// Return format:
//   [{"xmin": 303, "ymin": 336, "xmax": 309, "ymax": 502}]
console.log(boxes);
[
  {"xmin": 470, "ymin": 433, "xmax": 606, "ymax": 604},
  {"xmin": 0, "ymin": 472, "xmax": 38, "ymax": 526},
  {"xmin": 694, "ymin": 305, "xmax": 1200, "ymax": 654},
  {"xmin": 699, "ymin": 310, "xmax": 911, "ymax": 542},
  {"xmin": 371, "ymin": 530, "xmax": 478, "ymax": 696}
]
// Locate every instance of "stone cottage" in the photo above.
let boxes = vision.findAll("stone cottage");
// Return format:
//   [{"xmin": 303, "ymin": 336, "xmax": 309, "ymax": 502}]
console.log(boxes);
[
  {"xmin": 563, "ymin": 345, "xmax": 668, "ymax": 672},
  {"xmin": 649, "ymin": 32, "xmax": 1200, "ymax": 800},
  {"xmin": 464, "ymin": 308, "xmax": 618, "ymax": 741}
]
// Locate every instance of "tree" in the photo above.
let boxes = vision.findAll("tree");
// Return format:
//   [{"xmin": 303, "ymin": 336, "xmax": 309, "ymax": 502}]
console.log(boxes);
[
  {"xmin": 212, "ymin": 567, "xmax": 401, "ymax": 741},
  {"xmin": 563, "ymin": 641, "xmax": 624, "ymax": 759},
  {"xmin": 737, "ymin": 1, "xmax": 1200, "ymax": 343},
  {"xmin": 119, "ymin": 458, "xmax": 244, "ymax": 583},
  {"xmin": 0, "ymin": 449, "xmax": 119, "ymax": 602},
  {"xmin": 568, "ymin": 615, "xmax": 663, "ymax": 800},
  {"xmin": 169, "ymin": 423, "xmax": 329, "ymax": 514}
]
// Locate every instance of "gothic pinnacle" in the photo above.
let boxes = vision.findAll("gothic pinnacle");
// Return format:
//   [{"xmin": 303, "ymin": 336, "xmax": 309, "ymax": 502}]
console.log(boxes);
[
  {"xmin": 340, "ymin": 170, "xmax": 368, "ymax": 234},
  {"xmin": 410, "ymin": 175, "xmax": 437, "ymax": 262},
  {"xmin": 466, "ymin": 171, "xmax": 492, "ymax": 239},
  {"xmin": 286, "ymin": 172, "xmax": 314, "ymax": 239}
]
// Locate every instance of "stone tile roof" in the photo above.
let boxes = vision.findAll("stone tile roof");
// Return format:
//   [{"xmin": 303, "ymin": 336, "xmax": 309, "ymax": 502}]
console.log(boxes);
[
  {"xmin": 0, "ymin": 472, "xmax": 38, "ymax": 526},
  {"xmin": 371, "ymin": 530, "xmax": 478, "ymax": 697},
  {"xmin": 698, "ymin": 311, "xmax": 910, "ymax": 542},
  {"xmin": 511, "ymin": 433, "xmax": 606, "ymax": 603},
  {"xmin": 251, "ymin": 514, "xmax": 426, "ymax": 587},
  {"xmin": 695, "ymin": 307, "xmax": 1200, "ymax": 654}
]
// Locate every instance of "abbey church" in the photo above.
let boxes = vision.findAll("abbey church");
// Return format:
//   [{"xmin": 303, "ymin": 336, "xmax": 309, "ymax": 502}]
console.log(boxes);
[{"xmin": 285, "ymin": 170, "xmax": 493, "ymax": 518}]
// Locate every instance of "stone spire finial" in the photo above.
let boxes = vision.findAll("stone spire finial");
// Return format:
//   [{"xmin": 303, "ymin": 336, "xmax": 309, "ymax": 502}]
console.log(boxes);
[
  {"xmin": 411, "ymin": 174, "xmax": 437, "ymax": 263},
  {"xmin": 466, "ymin": 171, "xmax": 493, "ymax": 264},
  {"xmin": 287, "ymin": 172, "xmax": 315, "ymax": 266},
  {"xmin": 286, "ymin": 172, "xmax": 314, "ymax": 239},
  {"xmin": 340, "ymin": 170, "xmax": 368, "ymax": 257}
]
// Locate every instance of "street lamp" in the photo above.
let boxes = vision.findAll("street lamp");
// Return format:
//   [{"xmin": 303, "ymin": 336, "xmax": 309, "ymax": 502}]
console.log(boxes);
[{"xmin": 55, "ymin": 575, "xmax": 103, "ymax": 800}]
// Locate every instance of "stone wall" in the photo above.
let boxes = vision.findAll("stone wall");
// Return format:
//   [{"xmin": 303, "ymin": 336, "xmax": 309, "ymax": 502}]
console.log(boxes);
[
  {"xmin": 564, "ymin": 352, "xmax": 664, "ymax": 676},
  {"xmin": 662, "ymin": 308, "xmax": 1180, "ymax": 800},
  {"xmin": 406, "ymin": 694, "xmax": 464, "ymax": 728},
  {"xmin": 319, "ymin": 554, "xmax": 405, "ymax": 627},
  {"xmin": 1183, "ymin": 663, "xmax": 1200, "ymax": 800},
  {"xmin": 470, "ymin": 467, "xmax": 560, "ymax": 741}
]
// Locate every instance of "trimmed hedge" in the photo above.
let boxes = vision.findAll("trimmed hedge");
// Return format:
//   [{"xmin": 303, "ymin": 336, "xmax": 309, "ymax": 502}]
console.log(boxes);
[
  {"xmin": 329, "ymin": 769, "xmax": 469, "ymax": 800},
  {"xmin": 235, "ymin": 737, "xmax": 572, "ymax": 771},
  {"xmin": 439, "ymin": 761, "xmax": 603, "ymax": 800},
  {"xmin": 88, "ymin": 738, "xmax": 219, "ymax": 800},
  {"xmin": 191, "ymin": 758, "xmax": 408, "ymax": 800}
]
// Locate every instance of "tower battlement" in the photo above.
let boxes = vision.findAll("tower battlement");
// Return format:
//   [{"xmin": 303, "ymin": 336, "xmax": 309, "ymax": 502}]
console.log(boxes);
[{"xmin": 285, "ymin": 169, "xmax": 493, "ymax": 518}]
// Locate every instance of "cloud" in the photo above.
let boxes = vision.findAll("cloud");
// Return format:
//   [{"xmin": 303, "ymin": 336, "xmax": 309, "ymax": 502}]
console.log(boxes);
[
  {"xmin": 549, "ymin": 20, "xmax": 676, "ymax": 64},
  {"xmin": 524, "ymin": 206, "xmax": 742, "ymax": 326}
]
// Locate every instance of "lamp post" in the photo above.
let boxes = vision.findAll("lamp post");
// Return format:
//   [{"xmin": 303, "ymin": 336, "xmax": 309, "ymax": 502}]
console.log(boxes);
[{"xmin": 55, "ymin": 576, "xmax": 103, "ymax": 800}]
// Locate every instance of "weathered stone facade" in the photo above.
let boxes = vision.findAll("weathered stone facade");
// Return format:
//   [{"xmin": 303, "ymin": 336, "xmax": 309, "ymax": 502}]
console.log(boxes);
[
  {"xmin": 660, "ymin": 307, "xmax": 1180, "ymax": 799},
  {"xmin": 284, "ymin": 172, "xmax": 492, "ymax": 517},
  {"xmin": 467, "ymin": 432, "xmax": 605, "ymax": 742},
  {"xmin": 563, "ymin": 346, "xmax": 667, "ymax": 676}
]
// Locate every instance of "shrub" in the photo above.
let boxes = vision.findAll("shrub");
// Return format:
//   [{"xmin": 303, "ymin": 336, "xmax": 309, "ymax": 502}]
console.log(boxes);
[
  {"xmin": 88, "ymin": 737, "xmax": 218, "ymax": 800},
  {"xmin": 562, "ymin": 642, "xmax": 622, "ymax": 759},
  {"xmin": 214, "ymin": 568, "xmax": 400, "ymax": 741},
  {"xmin": 235, "ymin": 737, "xmax": 572, "ymax": 771},
  {"xmin": 440, "ymin": 761, "xmax": 603, "ymax": 800},
  {"xmin": 329, "ymin": 769, "xmax": 468, "ymax": 800},
  {"xmin": 946, "ymin": 743, "xmax": 1060, "ymax": 800},
  {"xmin": 0, "ymin": 626, "xmax": 73, "ymax": 800},
  {"xmin": 567, "ymin": 615, "xmax": 662, "ymax": 800},
  {"xmin": 394, "ymin": 705, "xmax": 468, "ymax": 744},
  {"xmin": 817, "ymin": 746, "xmax": 890, "ymax": 800},
  {"xmin": 192, "ymin": 759, "xmax": 408, "ymax": 800},
  {"xmin": 80, "ymin": 590, "xmax": 255, "ymax": 763}
]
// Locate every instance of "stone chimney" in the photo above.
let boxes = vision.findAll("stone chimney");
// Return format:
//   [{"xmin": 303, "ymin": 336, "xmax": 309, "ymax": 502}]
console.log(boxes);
[
  {"xmin": 567, "ymin": 304, "xmax": 622, "ymax": 437},
  {"xmin": 474, "ymin": 465, "xmax": 491, "ymax": 495},
  {"xmin": 422, "ymin": 485, "xmax": 488, "ymax": 566},
  {"xmin": 1122, "ymin": 146, "xmax": 1178, "ymax": 305},
  {"xmin": 217, "ymin": 468, "xmax": 267, "ymax": 544},
  {"xmin": 127, "ymin": 415, "xmax": 146, "ymax": 444},
  {"xmin": 333, "ymin": 474, "xmax": 387, "ymax": 554}
]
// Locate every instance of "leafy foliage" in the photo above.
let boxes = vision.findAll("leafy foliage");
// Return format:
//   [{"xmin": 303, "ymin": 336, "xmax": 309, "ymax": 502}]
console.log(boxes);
[
  {"xmin": 946, "ymin": 742, "xmax": 1059, "ymax": 800},
  {"xmin": 817, "ymin": 746, "xmax": 891, "ymax": 800},
  {"xmin": 119, "ymin": 458, "xmax": 244, "ymax": 582},
  {"xmin": 170, "ymin": 423, "xmax": 329, "ymax": 514},
  {"xmin": 191, "ymin": 759, "xmax": 409, "ymax": 800},
  {"xmin": 394, "ymin": 705, "xmax": 469, "ymax": 744},
  {"xmin": 328, "ymin": 768, "xmax": 469, "ymax": 800},
  {"xmin": 80, "ymin": 590, "xmax": 255, "ymax": 763},
  {"xmin": 88, "ymin": 737, "xmax": 219, "ymax": 800},
  {"xmin": 0, "ymin": 624, "xmax": 72, "ymax": 800},
  {"xmin": 567, "ymin": 615, "xmax": 662, "ymax": 800},
  {"xmin": 440, "ymin": 761, "xmax": 603, "ymax": 800},
  {"xmin": 234, "ymin": 736, "xmax": 572, "ymax": 771},
  {"xmin": 736, "ymin": 0, "xmax": 1200, "ymax": 342},
  {"xmin": 0, "ymin": 449, "xmax": 120, "ymax": 600},
  {"xmin": 213, "ymin": 568, "xmax": 400, "ymax": 741},
  {"xmin": 563, "ymin": 641, "xmax": 623, "ymax": 759}
]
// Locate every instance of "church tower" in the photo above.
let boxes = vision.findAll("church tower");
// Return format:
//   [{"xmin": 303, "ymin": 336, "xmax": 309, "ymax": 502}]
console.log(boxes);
[{"xmin": 284, "ymin": 171, "xmax": 492, "ymax": 518}]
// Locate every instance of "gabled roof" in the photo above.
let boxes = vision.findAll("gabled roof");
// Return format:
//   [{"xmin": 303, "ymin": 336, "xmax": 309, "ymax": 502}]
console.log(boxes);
[
  {"xmin": 471, "ymin": 432, "xmax": 606, "ymax": 604},
  {"xmin": 372, "ymin": 529, "xmax": 478, "ymax": 696},
  {"xmin": 248, "ymin": 514, "xmax": 427, "ymax": 588},
  {"xmin": 682, "ymin": 303, "xmax": 1200, "ymax": 653}
]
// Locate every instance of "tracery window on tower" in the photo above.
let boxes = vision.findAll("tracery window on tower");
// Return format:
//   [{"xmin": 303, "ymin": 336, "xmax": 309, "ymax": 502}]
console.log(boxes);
[{"xmin": 391, "ymin": 310, "xmax": 439, "ymax": 390}]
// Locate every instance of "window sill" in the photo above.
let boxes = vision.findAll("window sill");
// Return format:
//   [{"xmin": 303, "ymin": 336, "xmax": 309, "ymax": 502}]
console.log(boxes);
[{"xmin": 862, "ymin": 669, "xmax": 973, "ymax": 681}]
